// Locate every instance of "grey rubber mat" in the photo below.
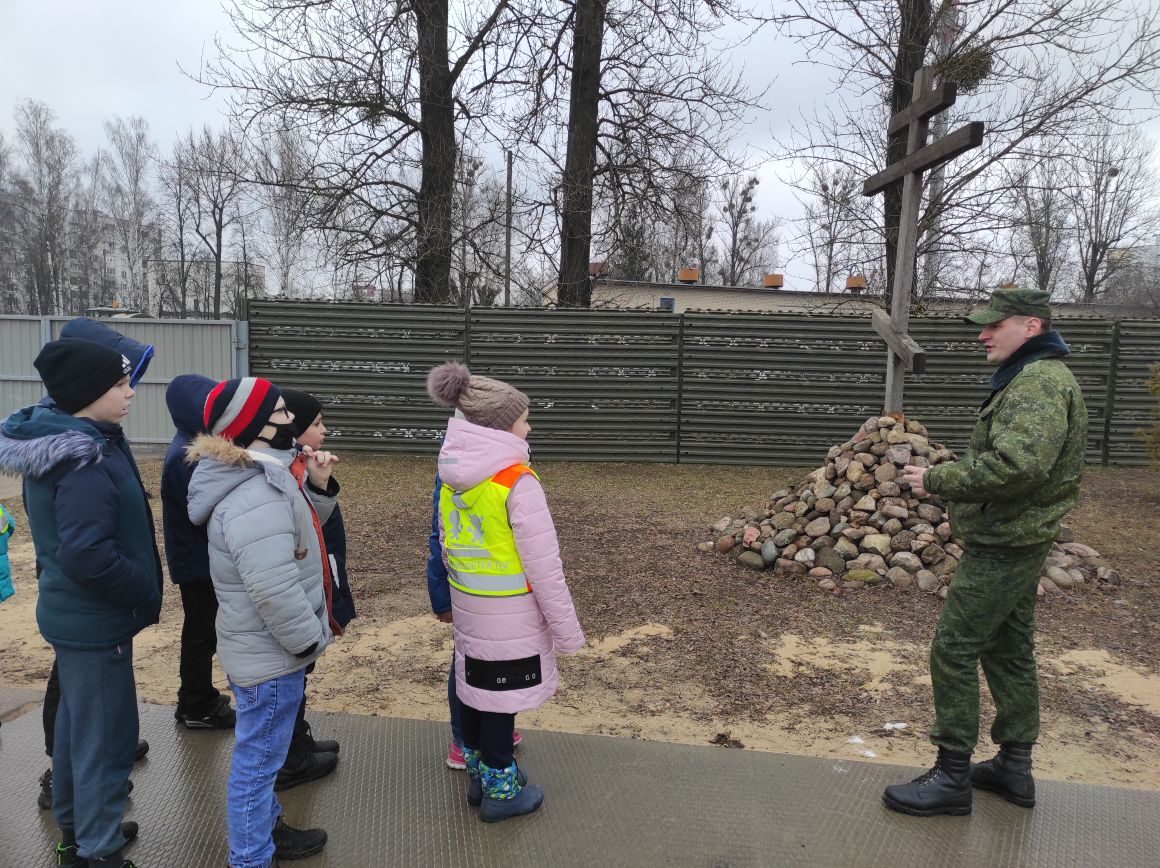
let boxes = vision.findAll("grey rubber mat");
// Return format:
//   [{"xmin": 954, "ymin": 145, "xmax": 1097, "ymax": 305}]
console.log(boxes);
[{"xmin": 0, "ymin": 698, "xmax": 1157, "ymax": 867}]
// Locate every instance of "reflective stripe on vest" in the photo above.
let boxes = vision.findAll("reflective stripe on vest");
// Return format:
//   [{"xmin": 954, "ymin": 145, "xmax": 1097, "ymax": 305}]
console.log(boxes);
[{"xmin": 440, "ymin": 463, "xmax": 537, "ymax": 597}]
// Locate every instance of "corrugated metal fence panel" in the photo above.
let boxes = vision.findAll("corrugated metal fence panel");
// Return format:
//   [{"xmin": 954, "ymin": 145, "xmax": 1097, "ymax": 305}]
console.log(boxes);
[
  {"xmin": 0, "ymin": 317, "xmax": 48, "ymax": 416},
  {"xmin": 680, "ymin": 312, "xmax": 892, "ymax": 465},
  {"xmin": 1, "ymin": 316, "xmax": 237, "ymax": 444},
  {"xmin": 246, "ymin": 301, "xmax": 466, "ymax": 453},
  {"xmin": 1108, "ymin": 319, "xmax": 1160, "ymax": 465},
  {"xmin": 679, "ymin": 312, "xmax": 1113, "ymax": 466},
  {"xmin": 468, "ymin": 308, "xmax": 679, "ymax": 462},
  {"xmin": 243, "ymin": 303, "xmax": 1154, "ymax": 465}
]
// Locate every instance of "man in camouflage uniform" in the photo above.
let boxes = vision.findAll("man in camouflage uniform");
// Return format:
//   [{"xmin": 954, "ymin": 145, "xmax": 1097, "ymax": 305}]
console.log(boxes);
[{"xmin": 884, "ymin": 288, "xmax": 1088, "ymax": 817}]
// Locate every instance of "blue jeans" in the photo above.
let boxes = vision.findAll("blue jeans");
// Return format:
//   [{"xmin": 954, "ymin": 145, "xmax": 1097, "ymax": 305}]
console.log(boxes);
[
  {"xmin": 52, "ymin": 642, "xmax": 138, "ymax": 861},
  {"xmin": 448, "ymin": 652, "xmax": 462, "ymax": 747},
  {"xmin": 227, "ymin": 669, "xmax": 305, "ymax": 868}
]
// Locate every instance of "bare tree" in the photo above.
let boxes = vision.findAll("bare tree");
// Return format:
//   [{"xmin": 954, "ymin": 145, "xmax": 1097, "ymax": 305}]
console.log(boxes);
[
  {"xmin": 157, "ymin": 142, "xmax": 199, "ymax": 317},
  {"xmin": 520, "ymin": 0, "xmax": 759, "ymax": 305},
  {"xmin": 250, "ymin": 127, "xmax": 316, "ymax": 297},
  {"xmin": 792, "ymin": 167, "xmax": 878, "ymax": 293},
  {"xmin": 1006, "ymin": 149, "xmax": 1073, "ymax": 296},
  {"xmin": 179, "ymin": 126, "xmax": 245, "ymax": 318},
  {"xmin": 102, "ymin": 116, "xmax": 158, "ymax": 311},
  {"xmin": 1070, "ymin": 125, "xmax": 1160, "ymax": 303},
  {"xmin": 204, "ymin": 0, "xmax": 524, "ymax": 303},
  {"xmin": 10, "ymin": 100, "xmax": 79, "ymax": 315},
  {"xmin": 714, "ymin": 175, "xmax": 779, "ymax": 286},
  {"xmin": 774, "ymin": 0, "xmax": 1160, "ymax": 302}
]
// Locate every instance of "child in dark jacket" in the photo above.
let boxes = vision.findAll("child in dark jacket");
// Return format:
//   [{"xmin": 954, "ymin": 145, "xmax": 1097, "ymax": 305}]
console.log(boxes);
[
  {"xmin": 271, "ymin": 387, "xmax": 352, "ymax": 785},
  {"xmin": 0, "ymin": 338, "xmax": 162, "ymax": 868},
  {"xmin": 34, "ymin": 320, "xmax": 154, "ymax": 813},
  {"xmin": 161, "ymin": 374, "xmax": 237, "ymax": 729}
]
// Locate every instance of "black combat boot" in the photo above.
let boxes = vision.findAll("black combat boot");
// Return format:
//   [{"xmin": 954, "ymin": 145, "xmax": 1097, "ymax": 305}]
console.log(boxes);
[
  {"xmin": 883, "ymin": 747, "xmax": 972, "ymax": 816},
  {"xmin": 971, "ymin": 742, "xmax": 1036, "ymax": 807},
  {"xmin": 271, "ymin": 817, "xmax": 328, "ymax": 860},
  {"xmin": 274, "ymin": 744, "xmax": 338, "ymax": 792},
  {"xmin": 302, "ymin": 721, "xmax": 339, "ymax": 754}
]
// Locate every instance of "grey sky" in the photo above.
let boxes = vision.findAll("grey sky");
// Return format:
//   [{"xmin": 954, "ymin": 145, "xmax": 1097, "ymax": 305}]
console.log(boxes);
[{"xmin": 3, "ymin": 0, "xmax": 1156, "ymax": 289}]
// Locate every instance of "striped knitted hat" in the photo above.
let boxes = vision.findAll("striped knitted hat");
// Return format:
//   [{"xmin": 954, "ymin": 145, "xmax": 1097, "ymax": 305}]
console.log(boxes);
[{"xmin": 203, "ymin": 377, "xmax": 282, "ymax": 447}]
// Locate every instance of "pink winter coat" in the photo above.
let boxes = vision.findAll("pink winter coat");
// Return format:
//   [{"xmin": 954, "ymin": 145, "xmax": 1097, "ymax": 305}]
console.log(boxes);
[{"xmin": 438, "ymin": 417, "xmax": 585, "ymax": 714}]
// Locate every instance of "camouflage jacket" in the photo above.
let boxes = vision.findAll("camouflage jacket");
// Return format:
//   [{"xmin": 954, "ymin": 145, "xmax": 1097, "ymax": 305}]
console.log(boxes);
[{"xmin": 924, "ymin": 358, "xmax": 1087, "ymax": 548}]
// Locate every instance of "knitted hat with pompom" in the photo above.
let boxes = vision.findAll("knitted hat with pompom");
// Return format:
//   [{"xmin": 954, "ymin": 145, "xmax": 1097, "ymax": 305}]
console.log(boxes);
[{"xmin": 426, "ymin": 361, "xmax": 528, "ymax": 431}]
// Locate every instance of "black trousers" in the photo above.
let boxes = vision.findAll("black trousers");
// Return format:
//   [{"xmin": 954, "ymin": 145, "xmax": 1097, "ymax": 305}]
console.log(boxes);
[
  {"xmin": 43, "ymin": 658, "xmax": 60, "ymax": 757},
  {"xmin": 458, "ymin": 699, "xmax": 516, "ymax": 770},
  {"xmin": 177, "ymin": 582, "xmax": 223, "ymax": 715}
]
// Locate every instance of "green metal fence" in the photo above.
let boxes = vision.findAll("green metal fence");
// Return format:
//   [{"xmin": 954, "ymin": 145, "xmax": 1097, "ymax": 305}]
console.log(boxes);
[{"xmin": 246, "ymin": 301, "xmax": 1158, "ymax": 466}]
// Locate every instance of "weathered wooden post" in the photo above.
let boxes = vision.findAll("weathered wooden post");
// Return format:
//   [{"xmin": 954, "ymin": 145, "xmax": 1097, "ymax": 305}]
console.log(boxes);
[{"xmin": 863, "ymin": 66, "xmax": 984, "ymax": 414}]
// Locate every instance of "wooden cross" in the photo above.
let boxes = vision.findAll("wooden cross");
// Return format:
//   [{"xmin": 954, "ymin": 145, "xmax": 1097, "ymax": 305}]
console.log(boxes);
[{"xmin": 862, "ymin": 66, "xmax": 984, "ymax": 414}]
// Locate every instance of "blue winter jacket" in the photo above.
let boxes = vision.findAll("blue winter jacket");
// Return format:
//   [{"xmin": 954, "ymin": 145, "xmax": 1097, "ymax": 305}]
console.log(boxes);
[
  {"xmin": 317, "ymin": 476, "xmax": 356, "ymax": 627},
  {"xmin": 0, "ymin": 503, "xmax": 14, "ymax": 602},
  {"xmin": 160, "ymin": 375, "xmax": 217, "ymax": 584},
  {"xmin": 0, "ymin": 406, "xmax": 163, "ymax": 648},
  {"xmin": 425, "ymin": 470, "xmax": 451, "ymax": 615}
]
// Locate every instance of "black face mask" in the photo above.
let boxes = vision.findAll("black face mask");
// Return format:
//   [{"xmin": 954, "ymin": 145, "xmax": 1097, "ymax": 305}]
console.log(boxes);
[{"xmin": 256, "ymin": 422, "xmax": 296, "ymax": 451}]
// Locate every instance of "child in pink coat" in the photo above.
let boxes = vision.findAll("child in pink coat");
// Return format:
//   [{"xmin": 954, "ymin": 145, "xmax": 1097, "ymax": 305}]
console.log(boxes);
[{"xmin": 427, "ymin": 361, "xmax": 585, "ymax": 823}]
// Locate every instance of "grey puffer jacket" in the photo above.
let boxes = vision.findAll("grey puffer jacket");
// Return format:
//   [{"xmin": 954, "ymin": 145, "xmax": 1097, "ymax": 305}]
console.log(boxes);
[{"xmin": 186, "ymin": 434, "xmax": 335, "ymax": 687}]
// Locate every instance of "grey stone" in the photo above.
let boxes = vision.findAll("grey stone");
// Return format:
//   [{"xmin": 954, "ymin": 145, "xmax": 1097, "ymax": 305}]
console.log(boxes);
[
  {"xmin": 817, "ymin": 546, "xmax": 848, "ymax": 574},
  {"xmin": 738, "ymin": 551, "xmax": 765, "ymax": 570},
  {"xmin": 887, "ymin": 567, "xmax": 914, "ymax": 588},
  {"xmin": 861, "ymin": 534, "xmax": 893, "ymax": 557},
  {"xmin": 917, "ymin": 570, "xmax": 941, "ymax": 592},
  {"xmin": 804, "ymin": 516, "xmax": 832, "ymax": 538},
  {"xmin": 917, "ymin": 504, "xmax": 944, "ymax": 524},
  {"xmin": 760, "ymin": 540, "xmax": 780, "ymax": 566},
  {"xmin": 890, "ymin": 551, "xmax": 924, "ymax": 572},
  {"xmin": 773, "ymin": 528, "xmax": 798, "ymax": 547}
]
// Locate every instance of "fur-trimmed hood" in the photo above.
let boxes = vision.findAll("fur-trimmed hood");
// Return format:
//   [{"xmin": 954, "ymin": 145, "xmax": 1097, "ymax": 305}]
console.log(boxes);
[
  {"xmin": 185, "ymin": 433, "xmax": 299, "ymax": 527},
  {"xmin": 0, "ymin": 405, "xmax": 104, "ymax": 479}
]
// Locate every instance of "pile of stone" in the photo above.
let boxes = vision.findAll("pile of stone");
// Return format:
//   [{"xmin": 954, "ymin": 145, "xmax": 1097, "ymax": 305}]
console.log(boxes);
[{"xmin": 701, "ymin": 415, "xmax": 1121, "ymax": 597}]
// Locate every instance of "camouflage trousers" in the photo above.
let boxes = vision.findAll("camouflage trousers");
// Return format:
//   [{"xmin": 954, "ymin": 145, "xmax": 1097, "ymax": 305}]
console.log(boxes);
[{"xmin": 929, "ymin": 541, "xmax": 1054, "ymax": 755}]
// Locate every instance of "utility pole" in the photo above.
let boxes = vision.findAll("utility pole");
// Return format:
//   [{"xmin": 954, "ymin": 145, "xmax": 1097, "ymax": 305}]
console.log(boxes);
[{"xmin": 504, "ymin": 150, "xmax": 513, "ymax": 306}]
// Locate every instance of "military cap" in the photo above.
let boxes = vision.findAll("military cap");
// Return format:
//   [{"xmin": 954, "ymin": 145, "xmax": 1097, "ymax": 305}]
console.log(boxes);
[{"xmin": 965, "ymin": 288, "xmax": 1053, "ymax": 325}]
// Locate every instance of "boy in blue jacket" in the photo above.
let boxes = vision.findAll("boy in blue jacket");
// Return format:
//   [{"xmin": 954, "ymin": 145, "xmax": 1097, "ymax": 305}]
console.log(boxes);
[
  {"xmin": 0, "ymin": 338, "xmax": 162, "ymax": 868},
  {"xmin": 35, "ymin": 319, "xmax": 153, "ymax": 811},
  {"xmin": 162, "ymin": 374, "xmax": 237, "ymax": 730}
]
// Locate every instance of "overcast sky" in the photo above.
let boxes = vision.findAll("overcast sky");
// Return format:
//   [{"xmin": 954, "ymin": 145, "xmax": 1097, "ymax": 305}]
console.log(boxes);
[{"xmin": 2, "ymin": 0, "xmax": 1157, "ymax": 288}]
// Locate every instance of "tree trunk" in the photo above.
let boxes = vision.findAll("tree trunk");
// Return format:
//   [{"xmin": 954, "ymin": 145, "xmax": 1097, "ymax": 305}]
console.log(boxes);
[
  {"xmin": 884, "ymin": 0, "xmax": 932, "ymax": 307},
  {"xmin": 414, "ymin": 0, "xmax": 456, "ymax": 303},
  {"xmin": 558, "ymin": 0, "xmax": 607, "ymax": 307},
  {"xmin": 213, "ymin": 217, "xmax": 224, "ymax": 319}
]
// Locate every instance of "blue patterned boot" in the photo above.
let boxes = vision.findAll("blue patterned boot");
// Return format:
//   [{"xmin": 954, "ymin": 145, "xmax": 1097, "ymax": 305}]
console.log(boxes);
[
  {"xmin": 466, "ymin": 749, "xmax": 527, "ymax": 807},
  {"xmin": 479, "ymin": 760, "xmax": 543, "ymax": 823}
]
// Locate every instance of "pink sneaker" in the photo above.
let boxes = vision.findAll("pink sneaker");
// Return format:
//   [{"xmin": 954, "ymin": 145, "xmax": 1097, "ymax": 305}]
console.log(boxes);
[
  {"xmin": 446, "ymin": 741, "xmax": 467, "ymax": 770},
  {"xmin": 512, "ymin": 730, "xmax": 523, "ymax": 750}
]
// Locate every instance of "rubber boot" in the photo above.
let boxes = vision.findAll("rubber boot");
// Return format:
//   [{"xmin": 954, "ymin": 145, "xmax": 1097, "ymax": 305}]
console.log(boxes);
[
  {"xmin": 479, "ymin": 760, "xmax": 543, "ymax": 823},
  {"xmin": 271, "ymin": 816, "xmax": 328, "ymax": 860},
  {"xmin": 882, "ymin": 747, "xmax": 972, "ymax": 817},
  {"xmin": 465, "ymin": 748, "xmax": 526, "ymax": 807},
  {"xmin": 971, "ymin": 742, "xmax": 1036, "ymax": 807}
]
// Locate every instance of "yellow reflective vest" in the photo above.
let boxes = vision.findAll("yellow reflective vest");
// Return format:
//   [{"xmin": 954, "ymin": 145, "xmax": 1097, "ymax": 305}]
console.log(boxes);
[{"xmin": 440, "ymin": 464, "xmax": 536, "ymax": 597}]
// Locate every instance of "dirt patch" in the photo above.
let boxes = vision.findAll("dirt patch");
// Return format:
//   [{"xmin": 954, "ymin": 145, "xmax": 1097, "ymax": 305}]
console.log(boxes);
[{"xmin": 0, "ymin": 457, "xmax": 1157, "ymax": 789}]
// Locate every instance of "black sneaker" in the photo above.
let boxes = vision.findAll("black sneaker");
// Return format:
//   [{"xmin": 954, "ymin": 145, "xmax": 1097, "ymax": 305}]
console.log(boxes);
[
  {"xmin": 38, "ymin": 768, "xmax": 52, "ymax": 810},
  {"xmin": 134, "ymin": 740, "xmax": 149, "ymax": 762},
  {"xmin": 272, "ymin": 817, "xmax": 327, "ymax": 860},
  {"xmin": 175, "ymin": 696, "xmax": 236, "ymax": 730},
  {"xmin": 55, "ymin": 822, "xmax": 138, "ymax": 867}
]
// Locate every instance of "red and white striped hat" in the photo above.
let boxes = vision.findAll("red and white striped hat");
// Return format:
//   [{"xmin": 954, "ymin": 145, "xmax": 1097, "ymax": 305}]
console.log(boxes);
[{"xmin": 203, "ymin": 377, "xmax": 282, "ymax": 446}]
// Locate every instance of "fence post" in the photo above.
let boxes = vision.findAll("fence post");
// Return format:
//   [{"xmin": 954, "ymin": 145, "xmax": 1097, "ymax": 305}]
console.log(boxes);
[
  {"xmin": 1102, "ymin": 320, "xmax": 1120, "ymax": 467},
  {"xmin": 463, "ymin": 304, "xmax": 473, "ymax": 365},
  {"xmin": 675, "ymin": 311, "xmax": 685, "ymax": 463},
  {"xmin": 233, "ymin": 319, "xmax": 250, "ymax": 377}
]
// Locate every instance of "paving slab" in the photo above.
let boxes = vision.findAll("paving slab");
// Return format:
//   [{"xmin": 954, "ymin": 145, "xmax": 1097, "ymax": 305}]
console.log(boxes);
[
  {"xmin": 0, "ymin": 686, "xmax": 42, "ymax": 723},
  {"xmin": 0, "ymin": 701, "xmax": 1156, "ymax": 867}
]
